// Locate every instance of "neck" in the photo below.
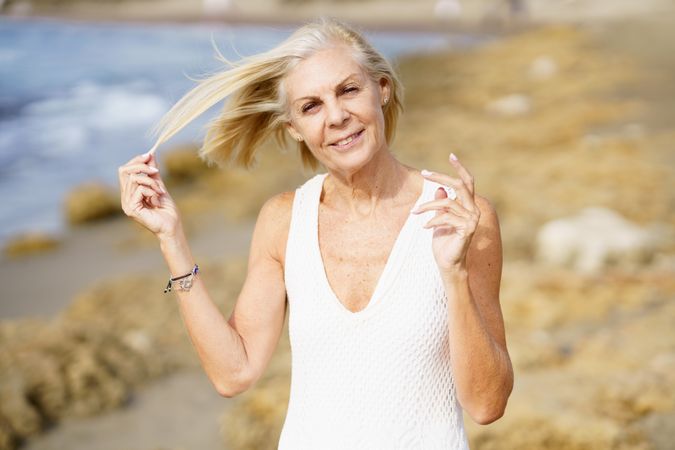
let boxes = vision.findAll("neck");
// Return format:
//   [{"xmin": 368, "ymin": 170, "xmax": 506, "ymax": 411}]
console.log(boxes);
[{"xmin": 323, "ymin": 148, "xmax": 411, "ymax": 218}]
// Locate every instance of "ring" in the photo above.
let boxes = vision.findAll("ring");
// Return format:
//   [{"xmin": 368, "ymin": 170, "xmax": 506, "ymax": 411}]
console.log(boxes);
[{"xmin": 445, "ymin": 187, "xmax": 457, "ymax": 200}]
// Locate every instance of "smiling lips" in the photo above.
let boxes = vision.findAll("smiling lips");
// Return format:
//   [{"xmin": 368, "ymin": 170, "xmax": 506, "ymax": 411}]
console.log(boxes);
[{"xmin": 330, "ymin": 129, "xmax": 364, "ymax": 149}]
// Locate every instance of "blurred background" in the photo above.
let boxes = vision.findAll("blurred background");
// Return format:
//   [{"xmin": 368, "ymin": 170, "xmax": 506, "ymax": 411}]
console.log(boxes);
[{"xmin": 0, "ymin": 1, "xmax": 674, "ymax": 449}]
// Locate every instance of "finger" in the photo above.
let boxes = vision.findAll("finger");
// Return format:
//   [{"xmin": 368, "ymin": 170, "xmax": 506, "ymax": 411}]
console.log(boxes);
[
  {"xmin": 146, "ymin": 152, "xmax": 159, "ymax": 170},
  {"xmin": 421, "ymin": 169, "xmax": 474, "ymax": 211},
  {"xmin": 433, "ymin": 185, "xmax": 458, "ymax": 204},
  {"xmin": 129, "ymin": 173, "xmax": 165, "ymax": 196},
  {"xmin": 413, "ymin": 196, "xmax": 469, "ymax": 217},
  {"xmin": 421, "ymin": 169, "xmax": 470, "ymax": 200},
  {"xmin": 441, "ymin": 186, "xmax": 458, "ymax": 201},
  {"xmin": 119, "ymin": 166, "xmax": 159, "ymax": 192},
  {"xmin": 448, "ymin": 153, "xmax": 475, "ymax": 196},
  {"xmin": 421, "ymin": 169, "xmax": 464, "ymax": 191},
  {"xmin": 127, "ymin": 160, "xmax": 168, "ymax": 197},
  {"xmin": 138, "ymin": 185, "xmax": 161, "ymax": 208},
  {"xmin": 120, "ymin": 163, "xmax": 159, "ymax": 177},
  {"xmin": 123, "ymin": 151, "xmax": 152, "ymax": 167},
  {"xmin": 432, "ymin": 185, "xmax": 446, "ymax": 218},
  {"xmin": 131, "ymin": 185, "xmax": 159, "ymax": 211},
  {"xmin": 451, "ymin": 180, "xmax": 475, "ymax": 212},
  {"xmin": 423, "ymin": 211, "xmax": 464, "ymax": 230}
]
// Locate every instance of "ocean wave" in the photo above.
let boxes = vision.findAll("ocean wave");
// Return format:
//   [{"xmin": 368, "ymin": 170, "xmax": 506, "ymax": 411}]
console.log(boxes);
[
  {"xmin": 0, "ymin": 80, "xmax": 169, "ymax": 191},
  {"xmin": 23, "ymin": 80, "xmax": 168, "ymax": 131}
]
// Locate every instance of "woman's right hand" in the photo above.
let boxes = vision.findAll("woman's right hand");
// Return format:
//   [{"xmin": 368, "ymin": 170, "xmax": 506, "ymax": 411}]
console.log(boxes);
[{"xmin": 118, "ymin": 152, "xmax": 181, "ymax": 240}]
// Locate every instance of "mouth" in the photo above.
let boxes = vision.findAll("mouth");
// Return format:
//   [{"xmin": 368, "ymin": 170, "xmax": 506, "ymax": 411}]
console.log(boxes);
[{"xmin": 329, "ymin": 129, "xmax": 365, "ymax": 151}]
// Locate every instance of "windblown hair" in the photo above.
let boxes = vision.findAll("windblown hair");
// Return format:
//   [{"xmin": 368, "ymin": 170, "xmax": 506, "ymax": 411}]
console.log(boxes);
[{"xmin": 148, "ymin": 17, "xmax": 404, "ymax": 171}]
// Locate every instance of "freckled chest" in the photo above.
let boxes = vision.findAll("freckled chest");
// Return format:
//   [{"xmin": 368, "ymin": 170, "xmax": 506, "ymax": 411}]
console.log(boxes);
[{"xmin": 317, "ymin": 202, "xmax": 412, "ymax": 313}]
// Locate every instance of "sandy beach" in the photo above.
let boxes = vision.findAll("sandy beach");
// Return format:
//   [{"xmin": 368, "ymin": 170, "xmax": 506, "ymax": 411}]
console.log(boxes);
[
  {"xmin": 0, "ymin": 214, "xmax": 255, "ymax": 319},
  {"xmin": 1, "ymin": 1, "xmax": 675, "ymax": 449}
]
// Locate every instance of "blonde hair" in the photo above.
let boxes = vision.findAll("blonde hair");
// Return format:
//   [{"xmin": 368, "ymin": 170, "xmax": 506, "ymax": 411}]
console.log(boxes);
[{"xmin": 148, "ymin": 17, "xmax": 404, "ymax": 171}]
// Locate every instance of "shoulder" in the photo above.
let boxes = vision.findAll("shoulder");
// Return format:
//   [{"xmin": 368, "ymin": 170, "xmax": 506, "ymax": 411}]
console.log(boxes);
[
  {"xmin": 260, "ymin": 190, "xmax": 295, "ymax": 220},
  {"xmin": 474, "ymin": 194, "xmax": 499, "ymax": 226},
  {"xmin": 253, "ymin": 190, "xmax": 296, "ymax": 264}
]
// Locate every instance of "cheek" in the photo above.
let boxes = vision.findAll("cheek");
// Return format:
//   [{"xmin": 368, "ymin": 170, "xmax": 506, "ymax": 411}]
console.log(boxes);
[
  {"xmin": 296, "ymin": 116, "xmax": 321, "ymax": 136},
  {"xmin": 365, "ymin": 102, "xmax": 386, "ymax": 136},
  {"xmin": 297, "ymin": 117, "xmax": 327, "ymax": 150}
]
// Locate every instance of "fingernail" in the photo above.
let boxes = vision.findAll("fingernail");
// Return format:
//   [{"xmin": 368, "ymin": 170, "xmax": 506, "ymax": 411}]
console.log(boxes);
[
  {"xmin": 450, "ymin": 153, "xmax": 458, "ymax": 161},
  {"xmin": 148, "ymin": 167, "xmax": 159, "ymax": 173},
  {"xmin": 421, "ymin": 169, "xmax": 432, "ymax": 176}
]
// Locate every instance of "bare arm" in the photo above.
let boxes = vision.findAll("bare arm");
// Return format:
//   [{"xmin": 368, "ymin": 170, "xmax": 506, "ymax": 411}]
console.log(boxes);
[
  {"xmin": 224, "ymin": 191, "xmax": 293, "ymax": 390},
  {"xmin": 119, "ymin": 152, "xmax": 291, "ymax": 397},
  {"xmin": 160, "ymin": 229, "xmax": 249, "ymax": 397},
  {"xmin": 159, "ymin": 192, "xmax": 292, "ymax": 397},
  {"xmin": 442, "ymin": 195, "xmax": 513, "ymax": 424}
]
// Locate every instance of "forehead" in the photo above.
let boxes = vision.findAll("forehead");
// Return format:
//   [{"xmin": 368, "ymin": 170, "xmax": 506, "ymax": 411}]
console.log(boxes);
[{"xmin": 284, "ymin": 45, "xmax": 367, "ymax": 100}]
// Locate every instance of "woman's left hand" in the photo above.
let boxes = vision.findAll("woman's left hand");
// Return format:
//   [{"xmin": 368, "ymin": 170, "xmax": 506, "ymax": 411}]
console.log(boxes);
[{"xmin": 412, "ymin": 153, "xmax": 480, "ymax": 274}]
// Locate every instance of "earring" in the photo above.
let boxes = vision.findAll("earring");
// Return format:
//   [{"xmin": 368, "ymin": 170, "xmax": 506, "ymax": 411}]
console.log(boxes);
[{"xmin": 383, "ymin": 96, "xmax": 389, "ymax": 105}]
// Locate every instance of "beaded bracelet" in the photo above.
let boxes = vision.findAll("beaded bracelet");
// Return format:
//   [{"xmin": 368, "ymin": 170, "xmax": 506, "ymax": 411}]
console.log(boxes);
[{"xmin": 164, "ymin": 264, "xmax": 199, "ymax": 293}]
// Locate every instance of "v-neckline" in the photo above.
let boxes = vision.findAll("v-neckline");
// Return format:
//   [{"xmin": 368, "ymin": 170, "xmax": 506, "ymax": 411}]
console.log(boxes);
[{"xmin": 313, "ymin": 173, "xmax": 428, "ymax": 319}]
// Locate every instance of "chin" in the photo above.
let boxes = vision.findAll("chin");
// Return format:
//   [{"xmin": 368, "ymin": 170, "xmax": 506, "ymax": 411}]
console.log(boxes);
[{"xmin": 328, "ymin": 146, "xmax": 378, "ymax": 175}]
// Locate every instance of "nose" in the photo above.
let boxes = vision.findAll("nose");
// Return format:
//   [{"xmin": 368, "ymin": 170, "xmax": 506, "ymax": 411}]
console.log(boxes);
[{"xmin": 325, "ymin": 98, "xmax": 349, "ymax": 127}]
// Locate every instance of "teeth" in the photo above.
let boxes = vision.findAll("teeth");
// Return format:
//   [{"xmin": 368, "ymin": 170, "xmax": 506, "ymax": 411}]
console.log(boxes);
[
  {"xmin": 337, "ymin": 135, "xmax": 354, "ymax": 146},
  {"xmin": 335, "ymin": 131, "xmax": 358, "ymax": 146}
]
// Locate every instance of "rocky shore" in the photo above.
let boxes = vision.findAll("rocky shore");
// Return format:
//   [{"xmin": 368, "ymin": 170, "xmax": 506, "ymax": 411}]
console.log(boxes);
[{"xmin": 1, "ymin": 4, "xmax": 674, "ymax": 450}]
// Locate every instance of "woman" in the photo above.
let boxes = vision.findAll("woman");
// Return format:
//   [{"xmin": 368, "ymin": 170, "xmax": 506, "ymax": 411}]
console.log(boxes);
[{"xmin": 118, "ymin": 18, "xmax": 513, "ymax": 449}]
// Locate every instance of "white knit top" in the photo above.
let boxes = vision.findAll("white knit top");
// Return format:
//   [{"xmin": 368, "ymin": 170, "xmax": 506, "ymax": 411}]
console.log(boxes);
[{"xmin": 279, "ymin": 172, "xmax": 470, "ymax": 450}]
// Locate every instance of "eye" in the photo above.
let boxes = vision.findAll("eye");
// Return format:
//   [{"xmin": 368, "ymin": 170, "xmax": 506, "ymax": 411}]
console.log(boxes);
[
  {"xmin": 301, "ymin": 102, "xmax": 317, "ymax": 113},
  {"xmin": 342, "ymin": 85, "xmax": 359, "ymax": 94}
]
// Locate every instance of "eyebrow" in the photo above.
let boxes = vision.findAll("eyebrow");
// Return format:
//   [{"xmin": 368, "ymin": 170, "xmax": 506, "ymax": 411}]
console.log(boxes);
[{"xmin": 292, "ymin": 73, "xmax": 361, "ymax": 105}]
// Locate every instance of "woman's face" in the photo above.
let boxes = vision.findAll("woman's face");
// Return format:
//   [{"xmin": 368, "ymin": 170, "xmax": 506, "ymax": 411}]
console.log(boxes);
[{"xmin": 284, "ymin": 44, "xmax": 390, "ymax": 175}]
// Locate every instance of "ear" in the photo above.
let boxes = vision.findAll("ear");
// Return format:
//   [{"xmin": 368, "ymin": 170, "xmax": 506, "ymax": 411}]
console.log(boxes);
[
  {"xmin": 285, "ymin": 121, "xmax": 303, "ymax": 142},
  {"xmin": 379, "ymin": 77, "xmax": 391, "ymax": 105}
]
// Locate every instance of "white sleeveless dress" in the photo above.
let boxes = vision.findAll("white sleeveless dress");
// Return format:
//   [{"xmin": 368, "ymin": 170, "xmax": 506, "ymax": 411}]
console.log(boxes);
[{"xmin": 280, "ymin": 172, "xmax": 470, "ymax": 450}]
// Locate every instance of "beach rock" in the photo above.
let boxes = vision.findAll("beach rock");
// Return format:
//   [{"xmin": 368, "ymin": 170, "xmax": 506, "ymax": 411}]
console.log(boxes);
[
  {"xmin": 15, "ymin": 351, "xmax": 67, "ymax": 422},
  {"xmin": 0, "ymin": 371, "xmax": 42, "ymax": 442},
  {"xmin": 0, "ymin": 422, "xmax": 13, "ymax": 450},
  {"xmin": 220, "ymin": 373, "xmax": 289, "ymax": 450},
  {"xmin": 485, "ymin": 94, "xmax": 532, "ymax": 116},
  {"xmin": 508, "ymin": 330, "xmax": 571, "ymax": 369},
  {"xmin": 63, "ymin": 347, "xmax": 130, "ymax": 416},
  {"xmin": 535, "ymin": 207, "xmax": 661, "ymax": 273},
  {"xmin": 3, "ymin": 1, "xmax": 32, "ymax": 16},
  {"xmin": 594, "ymin": 370, "xmax": 674, "ymax": 424},
  {"xmin": 468, "ymin": 404, "xmax": 649, "ymax": 450},
  {"xmin": 162, "ymin": 144, "xmax": 215, "ymax": 183},
  {"xmin": 638, "ymin": 410, "xmax": 675, "ymax": 450},
  {"xmin": 0, "ymin": 304, "xmax": 199, "ymax": 449},
  {"xmin": 64, "ymin": 182, "xmax": 120, "ymax": 225},
  {"xmin": 2, "ymin": 232, "xmax": 60, "ymax": 258},
  {"xmin": 528, "ymin": 55, "xmax": 558, "ymax": 80}
]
